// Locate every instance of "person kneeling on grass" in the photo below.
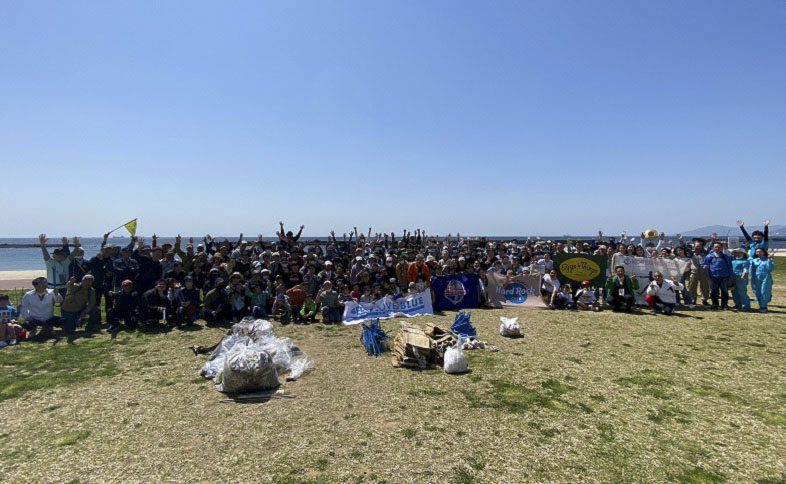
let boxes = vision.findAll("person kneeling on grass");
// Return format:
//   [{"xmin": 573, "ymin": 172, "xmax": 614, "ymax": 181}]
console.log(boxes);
[
  {"xmin": 20, "ymin": 277, "xmax": 62, "ymax": 339},
  {"xmin": 605, "ymin": 266, "xmax": 638, "ymax": 312},
  {"xmin": 175, "ymin": 276, "xmax": 201, "ymax": 326},
  {"xmin": 645, "ymin": 271, "xmax": 683, "ymax": 315},
  {"xmin": 555, "ymin": 284, "xmax": 577, "ymax": 310},
  {"xmin": 300, "ymin": 294, "xmax": 318, "ymax": 323},
  {"xmin": 202, "ymin": 278, "xmax": 230, "ymax": 324},
  {"xmin": 316, "ymin": 280, "xmax": 341, "ymax": 323},
  {"xmin": 139, "ymin": 279, "xmax": 173, "ymax": 327},
  {"xmin": 60, "ymin": 275, "xmax": 101, "ymax": 334},
  {"xmin": 575, "ymin": 281, "xmax": 602, "ymax": 312},
  {"xmin": 0, "ymin": 294, "xmax": 20, "ymax": 347},
  {"xmin": 108, "ymin": 280, "xmax": 139, "ymax": 332},
  {"xmin": 541, "ymin": 269, "xmax": 561, "ymax": 309}
]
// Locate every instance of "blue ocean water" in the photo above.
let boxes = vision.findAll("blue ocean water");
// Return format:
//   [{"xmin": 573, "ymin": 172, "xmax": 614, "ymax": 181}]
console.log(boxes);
[{"xmin": 1, "ymin": 236, "xmax": 783, "ymax": 271}]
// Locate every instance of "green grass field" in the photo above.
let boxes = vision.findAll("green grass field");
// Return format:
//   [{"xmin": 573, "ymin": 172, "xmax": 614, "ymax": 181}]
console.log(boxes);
[{"xmin": 1, "ymin": 265, "xmax": 785, "ymax": 483}]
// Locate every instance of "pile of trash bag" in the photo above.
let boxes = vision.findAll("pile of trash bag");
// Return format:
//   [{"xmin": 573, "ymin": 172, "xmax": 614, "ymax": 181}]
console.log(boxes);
[
  {"xmin": 443, "ymin": 336, "xmax": 469, "ymax": 374},
  {"xmin": 450, "ymin": 311, "xmax": 477, "ymax": 339},
  {"xmin": 499, "ymin": 316, "xmax": 521, "ymax": 337},
  {"xmin": 200, "ymin": 317, "xmax": 313, "ymax": 393}
]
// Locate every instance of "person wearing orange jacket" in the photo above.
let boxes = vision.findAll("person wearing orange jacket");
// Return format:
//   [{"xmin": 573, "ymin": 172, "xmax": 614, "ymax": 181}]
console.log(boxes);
[{"xmin": 407, "ymin": 254, "xmax": 431, "ymax": 291}]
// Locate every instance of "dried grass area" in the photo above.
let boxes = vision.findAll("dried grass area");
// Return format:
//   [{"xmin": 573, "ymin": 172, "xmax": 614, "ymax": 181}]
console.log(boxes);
[{"xmin": 2, "ymin": 275, "xmax": 785, "ymax": 483}]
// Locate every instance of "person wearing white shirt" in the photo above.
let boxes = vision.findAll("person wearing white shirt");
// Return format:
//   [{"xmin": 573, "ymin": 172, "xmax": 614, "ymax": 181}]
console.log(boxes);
[
  {"xmin": 20, "ymin": 277, "xmax": 63, "ymax": 339},
  {"xmin": 575, "ymin": 280, "xmax": 601, "ymax": 312},
  {"xmin": 541, "ymin": 269, "xmax": 561, "ymax": 308},
  {"xmin": 645, "ymin": 271, "xmax": 684, "ymax": 315}
]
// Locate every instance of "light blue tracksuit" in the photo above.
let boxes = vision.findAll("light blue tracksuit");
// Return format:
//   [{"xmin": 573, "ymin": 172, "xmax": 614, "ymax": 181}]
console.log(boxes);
[
  {"xmin": 750, "ymin": 257, "xmax": 774, "ymax": 309},
  {"xmin": 731, "ymin": 258, "xmax": 751, "ymax": 309}
]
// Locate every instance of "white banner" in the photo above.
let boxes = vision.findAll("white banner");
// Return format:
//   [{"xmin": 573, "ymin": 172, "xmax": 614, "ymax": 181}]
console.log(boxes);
[
  {"xmin": 611, "ymin": 255, "xmax": 691, "ymax": 305},
  {"xmin": 342, "ymin": 291, "xmax": 434, "ymax": 325}
]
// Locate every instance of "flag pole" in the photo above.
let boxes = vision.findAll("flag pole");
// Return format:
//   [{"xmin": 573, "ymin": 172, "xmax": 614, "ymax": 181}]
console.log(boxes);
[{"xmin": 106, "ymin": 223, "xmax": 126, "ymax": 235}]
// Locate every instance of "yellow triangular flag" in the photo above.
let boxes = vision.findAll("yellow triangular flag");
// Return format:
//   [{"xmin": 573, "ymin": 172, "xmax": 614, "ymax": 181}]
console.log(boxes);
[{"xmin": 124, "ymin": 219, "xmax": 138, "ymax": 236}]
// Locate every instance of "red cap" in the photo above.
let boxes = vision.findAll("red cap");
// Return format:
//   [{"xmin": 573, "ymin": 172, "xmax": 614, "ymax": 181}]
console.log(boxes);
[
  {"xmin": 581, "ymin": 280, "xmax": 590, "ymax": 286},
  {"xmin": 121, "ymin": 280, "xmax": 134, "ymax": 286}
]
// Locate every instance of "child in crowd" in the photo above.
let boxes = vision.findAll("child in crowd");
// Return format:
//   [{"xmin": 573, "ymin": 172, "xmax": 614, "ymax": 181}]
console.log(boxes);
[
  {"xmin": 730, "ymin": 249, "xmax": 751, "ymax": 310},
  {"xmin": 556, "ymin": 284, "xmax": 576, "ymax": 310},
  {"xmin": 350, "ymin": 283, "xmax": 362, "ymax": 301},
  {"xmin": 575, "ymin": 281, "xmax": 601, "ymax": 312},
  {"xmin": 300, "ymin": 294, "xmax": 318, "ymax": 323},
  {"xmin": 272, "ymin": 291, "xmax": 292, "ymax": 323},
  {"xmin": 247, "ymin": 283, "xmax": 270, "ymax": 319},
  {"xmin": 228, "ymin": 290, "xmax": 248, "ymax": 322},
  {"xmin": 359, "ymin": 286, "xmax": 374, "ymax": 303},
  {"xmin": 0, "ymin": 294, "xmax": 20, "ymax": 347},
  {"xmin": 286, "ymin": 282, "xmax": 307, "ymax": 323}
]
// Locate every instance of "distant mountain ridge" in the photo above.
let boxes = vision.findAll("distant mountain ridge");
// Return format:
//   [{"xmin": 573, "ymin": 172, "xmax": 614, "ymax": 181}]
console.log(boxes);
[{"xmin": 681, "ymin": 225, "xmax": 786, "ymax": 236}]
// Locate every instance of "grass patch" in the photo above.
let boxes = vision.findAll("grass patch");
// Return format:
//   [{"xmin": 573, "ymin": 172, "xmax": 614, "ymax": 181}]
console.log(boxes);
[
  {"xmin": 2, "ymin": 268, "xmax": 785, "ymax": 482},
  {"xmin": 493, "ymin": 381, "xmax": 573, "ymax": 413},
  {"xmin": 674, "ymin": 466, "xmax": 726, "ymax": 483},
  {"xmin": 52, "ymin": 430, "xmax": 91, "ymax": 447},
  {"xmin": 541, "ymin": 379, "xmax": 576, "ymax": 395},
  {"xmin": 0, "ymin": 339, "xmax": 121, "ymax": 402},
  {"xmin": 756, "ymin": 411, "xmax": 786, "ymax": 427}
]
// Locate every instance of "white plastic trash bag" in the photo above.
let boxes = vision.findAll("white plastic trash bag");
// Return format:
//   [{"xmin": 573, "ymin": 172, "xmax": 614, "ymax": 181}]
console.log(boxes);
[
  {"xmin": 444, "ymin": 341, "xmax": 468, "ymax": 374},
  {"xmin": 215, "ymin": 343, "xmax": 280, "ymax": 393},
  {"xmin": 232, "ymin": 317, "xmax": 274, "ymax": 341},
  {"xmin": 499, "ymin": 317, "xmax": 521, "ymax": 337}
]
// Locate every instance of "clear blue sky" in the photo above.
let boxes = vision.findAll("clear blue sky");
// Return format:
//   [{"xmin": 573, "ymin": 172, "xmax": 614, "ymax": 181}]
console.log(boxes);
[{"xmin": 2, "ymin": 0, "xmax": 784, "ymax": 237}]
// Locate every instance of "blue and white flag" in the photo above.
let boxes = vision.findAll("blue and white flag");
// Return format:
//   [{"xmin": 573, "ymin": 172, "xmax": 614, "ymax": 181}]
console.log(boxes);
[
  {"xmin": 342, "ymin": 291, "xmax": 434, "ymax": 325},
  {"xmin": 431, "ymin": 274, "xmax": 480, "ymax": 311}
]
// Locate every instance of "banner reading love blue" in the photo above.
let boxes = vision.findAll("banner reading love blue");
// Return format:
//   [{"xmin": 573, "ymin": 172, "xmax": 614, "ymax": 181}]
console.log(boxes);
[
  {"xmin": 430, "ymin": 273, "xmax": 480, "ymax": 310},
  {"xmin": 342, "ymin": 291, "xmax": 434, "ymax": 325}
]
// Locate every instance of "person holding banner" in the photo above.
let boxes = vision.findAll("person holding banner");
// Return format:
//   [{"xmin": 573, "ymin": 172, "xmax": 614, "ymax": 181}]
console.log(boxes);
[
  {"xmin": 605, "ymin": 266, "xmax": 638, "ymax": 312},
  {"xmin": 645, "ymin": 271, "xmax": 683, "ymax": 315}
]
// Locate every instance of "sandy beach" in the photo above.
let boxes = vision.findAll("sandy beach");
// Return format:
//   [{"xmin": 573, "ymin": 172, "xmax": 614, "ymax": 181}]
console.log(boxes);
[{"xmin": 0, "ymin": 270, "xmax": 45, "ymax": 290}]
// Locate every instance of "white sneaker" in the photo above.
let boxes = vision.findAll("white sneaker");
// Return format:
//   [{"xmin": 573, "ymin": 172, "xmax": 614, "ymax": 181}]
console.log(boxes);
[
  {"xmin": 688, "ymin": 304, "xmax": 696, "ymax": 309},
  {"xmin": 0, "ymin": 341, "xmax": 7, "ymax": 348},
  {"xmin": 8, "ymin": 339, "xmax": 16, "ymax": 345}
]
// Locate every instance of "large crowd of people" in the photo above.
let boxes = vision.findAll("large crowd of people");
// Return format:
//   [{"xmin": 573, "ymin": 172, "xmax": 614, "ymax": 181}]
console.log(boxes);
[{"xmin": 0, "ymin": 220, "xmax": 777, "ymax": 347}]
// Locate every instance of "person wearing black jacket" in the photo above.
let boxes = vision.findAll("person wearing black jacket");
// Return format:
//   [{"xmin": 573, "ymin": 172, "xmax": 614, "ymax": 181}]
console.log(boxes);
[
  {"xmin": 135, "ymin": 246, "xmax": 163, "ymax": 293},
  {"xmin": 175, "ymin": 276, "xmax": 201, "ymax": 326},
  {"xmin": 88, "ymin": 245, "xmax": 115, "ymax": 313},
  {"xmin": 108, "ymin": 280, "xmax": 140, "ymax": 332},
  {"xmin": 139, "ymin": 280, "xmax": 172, "ymax": 326},
  {"xmin": 112, "ymin": 247, "xmax": 139, "ymax": 290},
  {"xmin": 164, "ymin": 261, "xmax": 187, "ymax": 285}
]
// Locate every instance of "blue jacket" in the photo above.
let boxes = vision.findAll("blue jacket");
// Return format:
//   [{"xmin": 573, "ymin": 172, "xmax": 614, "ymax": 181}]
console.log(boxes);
[{"xmin": 703, "ymin": 252, "xmax": 733, "ymax": 279}]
